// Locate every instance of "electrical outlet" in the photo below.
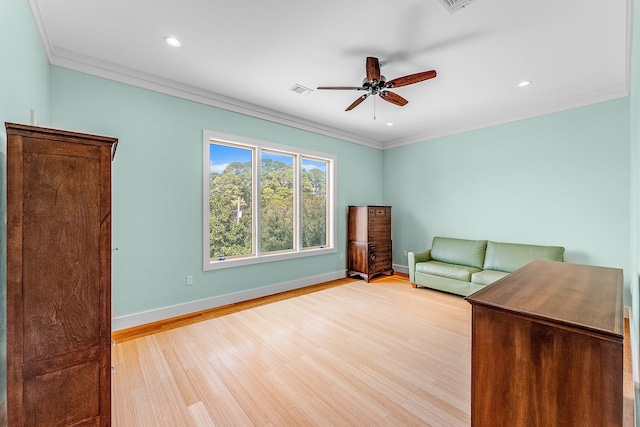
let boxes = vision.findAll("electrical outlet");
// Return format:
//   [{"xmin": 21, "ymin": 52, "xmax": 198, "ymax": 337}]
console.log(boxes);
[
  {"xmin": 186, "ymin": 275, "xmax": 193, "ymax": 286},
  {"xmin": 403, "ymin": 250, "xmax": 408, "ymax": 257}
]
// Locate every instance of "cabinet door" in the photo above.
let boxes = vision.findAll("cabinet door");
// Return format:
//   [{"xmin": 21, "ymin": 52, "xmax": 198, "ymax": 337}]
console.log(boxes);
[{"xmin": 7, "ymin": 127, "xmax": 114, "ymax": 427}]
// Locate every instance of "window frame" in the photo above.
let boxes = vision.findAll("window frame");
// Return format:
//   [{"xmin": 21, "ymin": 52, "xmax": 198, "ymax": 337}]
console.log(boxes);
[{"xmin": 202, "ymin": 130, "xmax": 337, "ymax": 271}]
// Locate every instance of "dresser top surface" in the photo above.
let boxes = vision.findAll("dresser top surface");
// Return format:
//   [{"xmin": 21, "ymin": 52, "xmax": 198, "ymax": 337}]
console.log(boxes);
[{"xmin": 465, "ymin": 260, "xmax": 624, "ymax": 338}]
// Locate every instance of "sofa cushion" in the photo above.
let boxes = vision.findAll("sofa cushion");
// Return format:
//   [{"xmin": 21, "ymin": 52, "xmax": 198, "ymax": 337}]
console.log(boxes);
[
  {"xmin": 471, "ymin": 270, "xmax": 509, "ymax": 286},
  {"xmin": 414, "ymin": 271, "xmax": 485, "ymax": 297},
  {"xmin": 416, "ymin": 260, "xmax": 481, "ymax": 282},
  {"xmin": 483, "ymin": 241, "xmax": 565, "ymax": 273},
  {"xmin": 431, "ymin": 237, "xmax": 488, "ymax": 269}
]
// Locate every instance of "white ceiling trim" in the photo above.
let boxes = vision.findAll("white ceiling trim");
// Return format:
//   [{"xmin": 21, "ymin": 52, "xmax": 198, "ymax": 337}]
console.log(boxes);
[
  {"xmin": 47, "ymin": 45, "xmax": 629, "ymax": 153},
  {"xmin": 384, "ymin": 85, "xmax": 630, "ymax": 150},
  {"xmin": 26, "ymin": 0, "xmax": 633, "ymax": 152},
  {"xmin": 49, "ymin": 49, "xmax": 383, "ymax": 149},
  {"xmin": 26, "ymin": 0, "xmax": 53, "ymax": 61},
  {"xmin": 27, "ymin": 0, "xmax": 381, "ymax": 150},
  {"xmin": 382, "ymin": 0, "xmax": 634, "ymax": 151}
]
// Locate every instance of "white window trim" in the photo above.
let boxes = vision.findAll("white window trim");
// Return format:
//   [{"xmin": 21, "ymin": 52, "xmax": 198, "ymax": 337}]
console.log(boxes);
[{"xmin": 202, "ymin": 129, "xmax": 337, "ymax": 271}]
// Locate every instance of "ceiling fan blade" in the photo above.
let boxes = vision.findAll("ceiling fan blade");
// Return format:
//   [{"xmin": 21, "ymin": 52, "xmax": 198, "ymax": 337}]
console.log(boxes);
[
  {"xmin": 379, "ymin": 91, "xmax": 408, "ymax": 107},
  {"xmin": 385, "ymin": 70, "xmax": 437, "ymax": 88},
  {"xmin": 317, "ymin": 86, "xmax": 364, "ymax": 90},
  {"xmin": 366, "ymin": 57, "xmax": 381, "ymax": 84},
  {"xmin": 346, "ymin": 94, "xmax": 369, "ymax": 111}
]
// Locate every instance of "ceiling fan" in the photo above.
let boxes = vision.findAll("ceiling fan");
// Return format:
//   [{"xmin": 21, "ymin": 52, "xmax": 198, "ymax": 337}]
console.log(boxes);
[{"xmin": 317, "ymin": 57, "xmax": 437, "ymax": 111}]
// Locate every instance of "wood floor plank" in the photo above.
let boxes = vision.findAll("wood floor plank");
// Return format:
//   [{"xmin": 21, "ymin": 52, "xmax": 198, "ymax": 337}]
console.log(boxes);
[
  {"xmin": 263, "ymin": 369, "xmax": 331, "ymax": 425},
  {"xmin": 187, "ymin": 401, "xmax": 214, "ymax": 427},
  {"xmin": 130, "ymin": 387, "xmax": 157, "ymax": 427},
  {"xmin": 111, "ymin": 275, "xmax": 634, "ymax": 426}
]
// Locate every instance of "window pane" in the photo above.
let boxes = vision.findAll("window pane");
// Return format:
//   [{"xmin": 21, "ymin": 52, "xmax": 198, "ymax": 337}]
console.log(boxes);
[
  {"xmin": 209, "ymin": 143, "xmax": 253, "ymax": 259},
  {"xmin": 301, "ymin": 158, "xmax": 327, "ymax": 248},
  {"xmin": 261, "ymin": 151, "xmax": 294, "ymax": 253}
]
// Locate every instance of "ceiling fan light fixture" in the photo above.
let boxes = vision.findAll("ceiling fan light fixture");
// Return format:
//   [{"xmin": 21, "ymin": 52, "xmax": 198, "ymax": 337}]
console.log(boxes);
[{"xmin": 164, "ymin": 36, "xmax": 182, "ymax": 47}]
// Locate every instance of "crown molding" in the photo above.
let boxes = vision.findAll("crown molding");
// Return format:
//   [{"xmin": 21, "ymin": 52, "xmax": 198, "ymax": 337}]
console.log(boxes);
[
  {"xmin": 47, "ymin": 45, "xmax": 631, "ymax": 152},
  {"xmin": 383, "ymin": 85, "xmax": 630, "ymax": 150},
  {"xmin": 50, "ymin": 48, "xmax": 384, "ymax": 150},
  {"xmin": 26, "ymin": 0, "xmax": 633, "ymax": 153},
  {"xmin": 32, "ymin": 45, "xmax": 629, "ymax": 154},
  {"xmin": 45, "ymin": 44, "xmax": 631, "ymax": 153},
  {"xmin": 26, "ymin": 0, "xmax": 53, "ymax": 62},
  {"xmin": 26, "ymin": 0, "xmax": 382, "ymax": 150}
]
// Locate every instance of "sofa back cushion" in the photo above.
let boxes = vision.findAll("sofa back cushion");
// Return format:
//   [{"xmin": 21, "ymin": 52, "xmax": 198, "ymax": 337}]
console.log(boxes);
[
  {"xmin": 483, "ymin": 241, "xmax": 565, "ymax": 273},
  {"xmin": 431, "ymin": 237, "xmax": 488, "ymax": 269}
]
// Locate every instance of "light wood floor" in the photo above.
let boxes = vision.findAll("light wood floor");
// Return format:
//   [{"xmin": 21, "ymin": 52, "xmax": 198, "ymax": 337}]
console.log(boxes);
[{"xmin": 111, "ymin": 276, "xmax": 634, "ymax": 426}]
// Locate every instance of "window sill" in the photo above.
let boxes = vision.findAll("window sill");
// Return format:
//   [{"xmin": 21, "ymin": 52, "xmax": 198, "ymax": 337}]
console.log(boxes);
[{"xmin": 203, "ymin": 246, "xmax": 337, "ymax": 271}]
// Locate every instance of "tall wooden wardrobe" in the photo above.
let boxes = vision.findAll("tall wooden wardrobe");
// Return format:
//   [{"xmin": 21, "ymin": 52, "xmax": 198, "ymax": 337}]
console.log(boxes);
[{"xmin": 5, "ymin": 123, "xmax": 117, "ymax": 426}]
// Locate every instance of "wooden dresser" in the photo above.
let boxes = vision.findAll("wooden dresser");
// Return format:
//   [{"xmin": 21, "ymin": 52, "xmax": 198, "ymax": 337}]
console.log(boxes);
[
  {"xmin": 6, "ymin": 123, "xmax": 117, "ymax": 426},
  {"xmin": 347, "ymin": 206, "xmax": 393, "ymax": 282},
  {"xmin": 466, "ymin": 260, "xmax": 623, "ymax": 427}
]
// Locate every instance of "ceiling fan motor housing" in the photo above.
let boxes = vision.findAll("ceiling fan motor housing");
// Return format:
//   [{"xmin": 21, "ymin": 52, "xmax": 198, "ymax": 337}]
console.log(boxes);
[{"xmin": 362, "ymin": 76, "xmax": 387, "ymax": 95}]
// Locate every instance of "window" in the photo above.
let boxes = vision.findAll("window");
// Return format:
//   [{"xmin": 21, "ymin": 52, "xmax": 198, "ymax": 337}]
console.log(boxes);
[
  {"xmin": 260, "ymin": 150, "xmax": 294, "ymax": 254},
  {"xmin": 203, "ymin": 130, "xmax": 336, "ymax": 270},
  {"xmin": 301, "ymin": 157, "xmax": 328, "ymax": 249}
]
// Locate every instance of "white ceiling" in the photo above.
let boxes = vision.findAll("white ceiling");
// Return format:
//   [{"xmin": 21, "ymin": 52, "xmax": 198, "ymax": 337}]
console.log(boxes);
[{"xmin": 28, "ymin": 0, "xmax": 630, "ymax": 149}]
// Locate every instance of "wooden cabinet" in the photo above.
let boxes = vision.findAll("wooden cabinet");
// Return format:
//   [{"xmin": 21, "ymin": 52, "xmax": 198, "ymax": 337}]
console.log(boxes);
[
  {"xmin": 347, "ymin": 206, "xmax": 393, "ymax": 282},
  {"xmin": 466, "ymin": 260, "xmax": 623, "ymax": 427},
  {"xmin": 6, "ymin": 123, "xmax": 117, "ymax": 426}
]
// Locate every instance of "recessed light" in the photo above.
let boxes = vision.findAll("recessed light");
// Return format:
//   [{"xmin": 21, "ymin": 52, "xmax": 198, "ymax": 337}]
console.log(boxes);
[
  {"xmin": 164, "ymin": 36, "xmax": 181, "ymax": 47},
  {"xmin": 518, "ymin": 81, "xmax": 531, "ymax": 87},
  {"xmin": 386, "ymin": 122, "xmax": 394, "ymax": 127}
]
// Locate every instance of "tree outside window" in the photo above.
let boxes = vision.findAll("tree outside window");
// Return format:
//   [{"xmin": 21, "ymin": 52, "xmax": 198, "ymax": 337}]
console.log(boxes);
[{"xmin": 205, "ymin": 135, "xmax": 334, "ymax": 270}]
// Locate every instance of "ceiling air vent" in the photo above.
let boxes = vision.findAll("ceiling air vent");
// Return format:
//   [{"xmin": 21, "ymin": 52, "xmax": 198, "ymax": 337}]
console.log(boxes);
[
  {"xmin": 289, "ymin": 84, "xmax": 313, "ymax": 95},
  {"xmin": 438, "ymin": 0, "xmax": 477, "ymax": 14}
]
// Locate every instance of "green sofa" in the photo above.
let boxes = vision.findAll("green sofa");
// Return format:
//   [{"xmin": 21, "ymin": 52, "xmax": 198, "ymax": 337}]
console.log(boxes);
[{"xmin": 408, "ymin": 237, "xmax": 565, "ymax": 296}]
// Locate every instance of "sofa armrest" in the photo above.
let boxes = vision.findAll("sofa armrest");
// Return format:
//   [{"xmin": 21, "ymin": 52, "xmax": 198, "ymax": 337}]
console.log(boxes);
[{"xmin": 408, "ymin": 250, "xmax": 431, "ymax": 283}]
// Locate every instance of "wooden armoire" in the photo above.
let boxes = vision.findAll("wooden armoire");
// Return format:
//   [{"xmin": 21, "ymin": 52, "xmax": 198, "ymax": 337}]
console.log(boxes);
[
  {"xmin": 347, "ymin": 206, "xmax": 393, "ymax": 282},
  {"xmin": 5, "ymin": 123, "xmax": 117, "ymax": 426}
]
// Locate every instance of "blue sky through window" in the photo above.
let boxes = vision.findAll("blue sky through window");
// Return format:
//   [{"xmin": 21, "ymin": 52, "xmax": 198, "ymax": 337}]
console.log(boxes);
[
  {"xmin": 302, "ymin": 158, "xmax": 326, "ymax": 173},
  {"xmin": 262, "ymin": 151, "xmax": 293, "ymax": 165},
  {"xmin": 210, "ymin": 143, "xmax": 326, "ymax": 175},
  {"xmin": 210, "ymin": 143, "xmax": 252, "ymax": 174}
]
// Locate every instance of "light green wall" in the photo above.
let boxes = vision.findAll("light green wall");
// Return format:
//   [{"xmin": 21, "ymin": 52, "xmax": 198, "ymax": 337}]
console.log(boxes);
[
  {"xmin": 383, "ymin": 98, "xmax": 631, "ymax": 301},
  {"xmin": 0, "ymin": 0, "xmax": 51, "ymax": 422},
  {"xmin": 49, "ymin": 66, "xmax": 383, "ymax": 317},
  {"xmin": 0, "ymin": 0, "xmax": 49, "ymax": 144}
]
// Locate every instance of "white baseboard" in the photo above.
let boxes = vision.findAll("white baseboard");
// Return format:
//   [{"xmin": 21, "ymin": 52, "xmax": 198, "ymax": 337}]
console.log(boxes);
[
  {"xmin": 393, "ymin": 263, "xmax": 409, "ymax": 275},
  {"xmin": 112, "ymin": 269, "xmax": 347, "ymax": 331}
]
